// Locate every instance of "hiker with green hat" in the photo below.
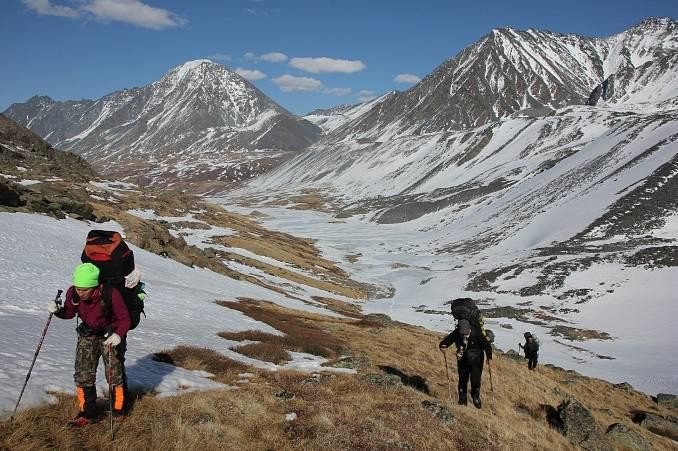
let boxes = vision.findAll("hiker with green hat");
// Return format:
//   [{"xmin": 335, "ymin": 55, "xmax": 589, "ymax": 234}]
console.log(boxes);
[{"xmin": 48, "ymin": 262, "xmax": 131, "ymax": 427}]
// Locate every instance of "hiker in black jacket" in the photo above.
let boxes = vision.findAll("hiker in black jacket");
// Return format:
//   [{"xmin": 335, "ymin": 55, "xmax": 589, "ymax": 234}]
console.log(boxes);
[
  {"xmin": 439, "ymin": 319, "xmax": 493, "ymax": 408},
  {"xmin": 520, "ymin": 332, "xmax": 539, "ymax": 370}
]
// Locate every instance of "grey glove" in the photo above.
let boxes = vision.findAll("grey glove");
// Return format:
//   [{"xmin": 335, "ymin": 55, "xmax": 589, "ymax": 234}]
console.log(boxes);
[{"xmin": 47, "ymin": 300, "xmax": 60, "ymax": 313}]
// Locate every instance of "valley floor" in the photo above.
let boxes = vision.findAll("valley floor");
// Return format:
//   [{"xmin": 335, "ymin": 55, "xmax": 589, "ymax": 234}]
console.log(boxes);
[{"xmin": 213, "ymin": 199, "xmax": 678, "ymax": 397}]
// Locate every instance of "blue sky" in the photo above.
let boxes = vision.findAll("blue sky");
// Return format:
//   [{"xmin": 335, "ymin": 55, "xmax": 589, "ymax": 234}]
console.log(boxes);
[{"xmin": 2, "ymin": 0, "xmax": 677, "ymax": 115}]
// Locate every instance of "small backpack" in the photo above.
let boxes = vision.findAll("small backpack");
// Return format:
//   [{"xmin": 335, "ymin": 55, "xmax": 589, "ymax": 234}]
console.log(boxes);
[{"xmin": 81, "ymin": 230, "xmax": 146, "ymax": 330}]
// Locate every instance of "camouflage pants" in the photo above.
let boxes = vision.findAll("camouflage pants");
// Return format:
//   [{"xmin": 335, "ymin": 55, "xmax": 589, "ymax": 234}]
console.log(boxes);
[{"xmin": 74, "ymin": 335, "xmax": 127, "ymax": 387}]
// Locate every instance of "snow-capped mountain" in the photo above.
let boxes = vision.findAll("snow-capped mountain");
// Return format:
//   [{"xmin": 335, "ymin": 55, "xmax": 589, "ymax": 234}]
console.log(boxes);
[
  {"xmin": 313, "ymin": 18, "xmax": 677, "ymax": 142},
  {"xmin": 232, "ymin": 18, "xmax": 678, "ymax": 315},
  {"xmin": 240, "ymin": 18, "xmax": 678, "ymax": 225},
  {"xmin": 4, "ymin": 60, "xmax": 322, "ymax": 191},
  {"xmin": 221, "ymin": 19, "xmax": 678, "ymax": 396}
]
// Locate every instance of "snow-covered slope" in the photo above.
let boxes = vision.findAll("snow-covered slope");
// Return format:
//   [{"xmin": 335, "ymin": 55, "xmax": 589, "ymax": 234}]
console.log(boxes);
[
  {"xmin": 3, "ymin": 60, "xmax": 322, "ymax": 191},
  {"xmin": 0, "ymin": 212, "xmax": 355, "ymax": 416}
]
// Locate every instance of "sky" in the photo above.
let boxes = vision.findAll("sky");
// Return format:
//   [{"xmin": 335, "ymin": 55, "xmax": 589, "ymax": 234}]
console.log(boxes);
[{"xmin": 1, "ymin": 0, "xmax": 677, "ymax": 115}]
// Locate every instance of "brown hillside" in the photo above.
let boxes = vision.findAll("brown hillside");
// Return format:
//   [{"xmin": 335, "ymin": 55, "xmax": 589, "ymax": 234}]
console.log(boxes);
[{"xmin": 2, "ymin": 300, "xmax": 675, "ymax": 450}]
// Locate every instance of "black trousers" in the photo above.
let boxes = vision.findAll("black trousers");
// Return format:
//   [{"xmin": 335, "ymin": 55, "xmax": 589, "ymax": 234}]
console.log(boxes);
[
  {"xmin": 528, "ymin": 354, "xmax": 538, "ymax": 370},
  {"xmin": 458, "ymin": 354, "xmax": 484, "ymax": 393}
]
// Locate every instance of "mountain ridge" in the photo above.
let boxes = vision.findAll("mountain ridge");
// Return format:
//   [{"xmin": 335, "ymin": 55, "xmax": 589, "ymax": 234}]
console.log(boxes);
[{"xmin": 4, "ymin": 60, "xmax": 322, "ymax": 192}]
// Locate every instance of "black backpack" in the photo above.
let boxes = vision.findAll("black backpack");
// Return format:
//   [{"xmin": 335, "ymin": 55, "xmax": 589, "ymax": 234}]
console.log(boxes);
[
  {"xmin": 450, "ymin": 298, "xmax": 491, "ymax": 342},
  {"xmin": 81, "ymin": 230, "xmax": 145, "ymax": 330}
]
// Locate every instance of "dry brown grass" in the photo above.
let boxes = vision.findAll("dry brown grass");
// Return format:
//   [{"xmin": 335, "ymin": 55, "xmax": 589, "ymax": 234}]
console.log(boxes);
[
  {"xmin": 232, "ymin": 342, "xmax": 292, "ymax": 364},
  {"xmin": 3, "ymin": 301, "xmax": 676, "ymax": 450},
  {"xmin": 310, "ymin": 295, "xmax": 363, "ymax": 318},
  {"xmin": 219, "ymin": 248, "xmax": 362, "ymax": 298},
  {"xmin": 153, "ymin": 346, "xmax": 252, "ymax": 384},
  {"xmin": 217, "ymin": 298, "xmax": 347, "ymax": 359}
]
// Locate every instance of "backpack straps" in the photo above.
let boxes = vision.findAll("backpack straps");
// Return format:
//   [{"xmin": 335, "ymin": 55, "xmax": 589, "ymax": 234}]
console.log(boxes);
[{"xmin": 100, "ymin": 283, "xmax": 114, "ymax": 321}]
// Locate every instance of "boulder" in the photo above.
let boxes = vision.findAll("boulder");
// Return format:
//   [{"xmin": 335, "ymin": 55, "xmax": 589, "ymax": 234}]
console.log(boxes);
[
  {"xmin": 363, "ymin": 373, "xmax": 402, "ymax": 388},
  {"xmin": 656, "ymin": 393, "xmax": 678, "ymax": 410},
  {"xmin": 613, "ymin": 382, "xmax": 634, "ymax": 392},
  {"xmin": 605, "ymin": 423, "xmax": 651, "ymax": 451},
  {"xmin": 504, "ymin": 349, "xmax": 523, "ymax": 360},
  {"xmin": 556, "ymin": 397, "xmax": 609, "ymax": 451},
  {"xmin": 636, "ymin": 412, "xmax": 678, "ymax": 440},
  {"xmin": 274, "ymin": 390, "xmax": 295, "ymax": 401},
  {"xmin": 0, "ymin": 180, "xmax": 23, "ymax": 207},
  {"xmin": 421, "ymin": 400, "xmax": 454, "ymax": 423}
]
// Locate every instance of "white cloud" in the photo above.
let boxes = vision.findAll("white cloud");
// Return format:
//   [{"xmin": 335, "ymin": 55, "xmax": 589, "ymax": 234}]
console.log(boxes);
[
  {"xmin": 82, "ymin": 0, "xmax": 185, "ymax": 29},
  {"xmin": 259, "ymin": 52, "xmax": 288, "ymax": 63},
  {"xmin": 24, "ymin": 0, "xmax": 186, "ymax": 29},
  {"xmin": 235, "ymin": 68, "xmax": 267, "ymax": 81},
  {"xmin": 272, "ymin": 75, "xmax": 323, "ymax": 92},
  {"xmin": 244, "ymin": 51, "xmax": 288, "ymax": 63},
  {"xmin": 358, "ymin": 90, "xmax": 377, "ymax": 102},
  {"xmin": 207, "ymin": 53, "xmax": 231, "ymax": 62},
  {"xmin": 289, "ymin": 57, "xmax": 366, "ymax": 74},
  {"xmin": 22, "ymin": 0, "xmax": 80, "ymax": 18},
  {"xmin": 323, "ymin": 88, "xmax": 352, "ymax": 96},
  {"xmin": 394, "ymin": 73, "xmax": 421, "ymax": 84}
]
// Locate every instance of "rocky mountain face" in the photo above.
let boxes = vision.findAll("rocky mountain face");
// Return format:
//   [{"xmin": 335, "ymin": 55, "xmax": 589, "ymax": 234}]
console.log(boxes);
[
  {"xmin": 316, "ymin": 17, "xmax": 678, "ymax": 141},
  {"xmin": 4, "ymin": 60, "xmax": 322, "ymax": 192},
  {"xmin": 0, "ymin": 114, "xmax": 97, "ymax": 218},
  {"xmin": 0, "ymin": 113, "xmax": 94, "ymax": 181}
]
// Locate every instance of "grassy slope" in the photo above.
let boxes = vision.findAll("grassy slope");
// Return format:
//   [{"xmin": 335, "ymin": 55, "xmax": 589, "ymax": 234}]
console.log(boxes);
[{"xmin": 2, "ymin": 299, "xmax": 675, "ymax": 450}]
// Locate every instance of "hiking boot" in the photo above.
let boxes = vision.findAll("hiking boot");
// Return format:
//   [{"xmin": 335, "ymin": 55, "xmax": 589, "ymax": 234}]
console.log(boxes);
[
  {"xmin": 458, "ymin": 390, "xmax": 467, "ymax": 406},
  {"xmin": 471, "ymin": 389, "xmax": 482, "ymax": 409}
]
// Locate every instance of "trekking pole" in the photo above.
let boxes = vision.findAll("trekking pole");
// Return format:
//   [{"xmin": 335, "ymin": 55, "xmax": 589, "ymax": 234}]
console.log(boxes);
[
  {"xmin": 107, "ymin": 344, "xmax": 114, "ymax": 440},
  {"xmin": 11, "ymin": 290, "xmax": 63, "ymax": 420},
  {"xmin": 488, "ymin": 363, "xmax": 495, "ymax": 393},
  {"xmin": 441, "ymin": 350, "xmax": 453, "ymax": 403}
]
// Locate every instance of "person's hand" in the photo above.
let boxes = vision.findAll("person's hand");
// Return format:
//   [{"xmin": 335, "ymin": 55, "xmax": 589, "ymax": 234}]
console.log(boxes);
[
  {"xmin": 486, "ymin": 359, "xmax": 493, "ymax": 369},
  {"xmin": 103, "ymin": 333, "xmax": 121, "ymax": 347},
  {"xmin": 47, "ymin": 300, "xmax": 60, "ymax": 313},
  {"xmin": 439, "ymin": 344, "xmax": 448, "ymax": 352}
]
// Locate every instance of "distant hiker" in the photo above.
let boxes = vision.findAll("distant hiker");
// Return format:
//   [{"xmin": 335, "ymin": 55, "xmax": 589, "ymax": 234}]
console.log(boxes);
[
  {"xmin": 48, "ymin": 263, "xmax": 130, "ymax": 426},
  {"xmin": 520, "ymin": 332, "xmax": 539, "ymax": 370},
  {"xmin": 439, "ymin": 319, "xmax": 493, "ymax": 409}
]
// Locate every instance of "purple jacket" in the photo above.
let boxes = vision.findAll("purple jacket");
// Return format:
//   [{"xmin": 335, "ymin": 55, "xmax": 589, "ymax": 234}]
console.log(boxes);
[{"xmin": 57, "ymin": 285, "xmax": 131, "ymax": 337}]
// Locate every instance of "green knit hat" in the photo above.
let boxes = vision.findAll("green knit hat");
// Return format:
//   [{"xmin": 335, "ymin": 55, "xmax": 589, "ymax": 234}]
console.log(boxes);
[{"xmin": 73, "ymin": 263, "xmax": 100, "ymax": 288}]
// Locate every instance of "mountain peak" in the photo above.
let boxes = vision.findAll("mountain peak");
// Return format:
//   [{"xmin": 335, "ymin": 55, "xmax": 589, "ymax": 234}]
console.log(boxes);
[
  {"xmin": 164, "ymin": 59, "xmax": 225, "ymax": 80},
  {"xmin": 177, "ymin": 58, "xmax": 216, "ymax": 69},
  {"xmin": 26, "ymin": 95, "xmax": 54, "ymax": 104}
]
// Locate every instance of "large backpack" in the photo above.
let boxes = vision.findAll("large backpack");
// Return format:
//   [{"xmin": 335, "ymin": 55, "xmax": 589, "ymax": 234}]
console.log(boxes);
[
  {"xmin": 81, "ymin": 230, "xmax": 145, "ymax": 330},
  {"xmin": 450, "ymin": 298, "xmax": 490, "ymax": 341}
]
